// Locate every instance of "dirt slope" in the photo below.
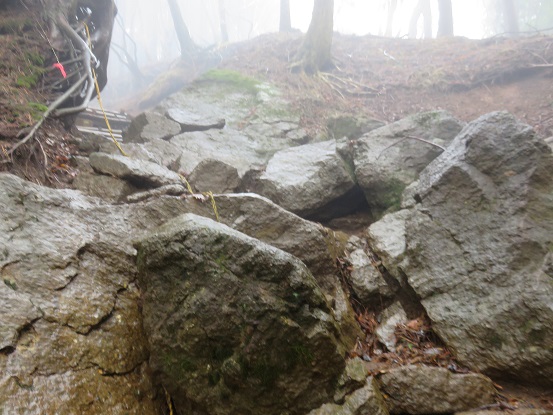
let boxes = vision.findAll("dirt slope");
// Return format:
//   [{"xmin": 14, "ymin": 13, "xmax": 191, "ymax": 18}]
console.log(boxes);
[
  {"xmin": 218, "ymin": 32, "xmax": 553, "ymax": 139},
  {"xmin": 1, "ymin": 3, "xmax": 553, "ymax": 182}
]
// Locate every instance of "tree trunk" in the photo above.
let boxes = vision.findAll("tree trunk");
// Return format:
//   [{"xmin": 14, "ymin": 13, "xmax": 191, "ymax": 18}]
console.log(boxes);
[
  {"xmin": 218, "ymin": 0, "xmax": 229, "ymax": 42},
  {"xmin": 437, "ymin": 0, "xmax": 453, "ymax": 37},
  {"xmin": 385, "ymin": 0, "xmax": 398, "ymax": 37},
  {"xmin": 502, "ymin": 0, "xmax": 519, "ymax": 35},
  {"xmin": 408, "ymin": 0, "xmax": 432, "ymax": 39},
  {"xmin": 166, "ymin": 0, "xmax": 196, "ymax": 56},
  {"xmin": 279, "ymin": 0, "xmax": 292, "ymax": 32},
  {"xmin": 294, "ymin": 0, "xmax": 334, "ymax": 73}
]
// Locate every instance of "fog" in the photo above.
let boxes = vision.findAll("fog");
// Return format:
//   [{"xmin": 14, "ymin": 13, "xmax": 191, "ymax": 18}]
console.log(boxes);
[{"xmin": 100, "ymin": 0, "xmax": 553, "ymax": 107}]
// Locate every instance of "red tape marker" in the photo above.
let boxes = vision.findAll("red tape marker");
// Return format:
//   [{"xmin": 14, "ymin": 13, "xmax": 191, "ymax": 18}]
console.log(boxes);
[{"xmin": 53, "ymin": 63, "xmax": 67, "ymax": 78}]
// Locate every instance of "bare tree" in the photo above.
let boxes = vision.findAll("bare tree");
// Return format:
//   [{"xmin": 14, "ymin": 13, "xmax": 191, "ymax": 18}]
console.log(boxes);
[
  {"xmin": 166, "ymin": 0, "xmax": 197, "ymax": 56},
  {"xmin": 279, "ymin": 0, "xmax": 292, "ymax": 32},
  {"xmin": 293, "ymin": 0, "xmax": 334, "ymax": 73},
  {"xmin": 218, "ymin": 0, "xmax": 229, "ymax": 42},
  {"xmin": 502, "ymin": 0, "xmax": 519, "ymax": 35},
  {"xmin": 437, "ymin": 0, "xmax": 453, "ymax": 37},
  {"xmin": 409, "ymin": 0, "xmax": 432, "ymax": 39},
  {"xmin": 385, "ymin": 0, "xmax": 398, "ymax": 37}
]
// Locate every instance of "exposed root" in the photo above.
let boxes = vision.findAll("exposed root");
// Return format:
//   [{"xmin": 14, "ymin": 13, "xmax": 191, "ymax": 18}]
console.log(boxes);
[
  {"xmin": 3, "ymin": 73, "xmax": 87, "ymax": 161},
  {"xmin": 318, "ymin": 71, "xmax": 380, "ymax": 97}
]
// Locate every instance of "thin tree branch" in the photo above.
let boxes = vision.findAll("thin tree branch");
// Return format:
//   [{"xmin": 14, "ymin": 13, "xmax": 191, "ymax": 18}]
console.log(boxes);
[
  {"xmin": 3, "ymin": 73, "xmax": 88, "ymax": 160},
  {"xmin": 377, "ymin": 135, "xmax": 446, "ymax": 160}
]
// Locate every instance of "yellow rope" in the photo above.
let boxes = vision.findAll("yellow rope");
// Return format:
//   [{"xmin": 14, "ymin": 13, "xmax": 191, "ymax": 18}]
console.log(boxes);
[
  {"xmin": 179, "ymin": 174, "xmax": 220, "ymax": 222},
  {"xmin": 163, "ymin": 386, "xmax": 174, "ymax": 415},
  {"xmin": 178, "ymin": 174, "xmax": 195, "ymax": 195},
  {"xmin": 84, "ymin": 23, "xmax": 128, "ymax": 157},
  {"xmin": 206, "ymin": 191, "xmax": 220, "ymax": 222},
  {"xmin": 83, "ymin": 25, "xmax": 219, "ymax": 220}
]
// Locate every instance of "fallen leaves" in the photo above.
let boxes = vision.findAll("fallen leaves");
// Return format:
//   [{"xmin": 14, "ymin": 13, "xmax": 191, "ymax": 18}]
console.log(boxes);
[{"xmin": 350, "ymin": 310, "xmax": 468, "ymax": 376}]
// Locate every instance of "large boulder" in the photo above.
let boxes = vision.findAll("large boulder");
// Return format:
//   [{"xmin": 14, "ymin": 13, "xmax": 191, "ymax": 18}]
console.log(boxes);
[
  {"xmin": 171, "ymin": 129, "xmax": 268, "ymax": 177},
  {"xmin": 307, "ymin": 377, "xmax": 389, "ymax": 415},
  {"xmin": 378, "ymin": 365, "xmax": 496, "ymax": 414},
  {"xmin": 345, "ymin": 236, "xmax": 393, "ymax": 306},
  {"xmin": 208, "ymin": 193, "xmax": 362, "ymax": 341},
  {"xmin": 89, "ymin": 152, "xmax": 182, "ymax": 188},
  {"xmin": 135, "ymin": 213, "xmax": 352, "ymax": 415},
  {"xmin": 0, "ymin": 173, "xmax": 162, "ymax": 414},
  {"xmin": 256, "ymin": 140, "xmax": 364, "ymax": 219},
  {"xmin": 166, "ymin": 107, "xmax": 225, "ymax": 132},
  {"xmin": 187, "ymin": 159, "xmax": 241, "ymax": 193},
  {"xmin": 353, "ymin": 111, "xmax": 464, "ymax": 217},
  {"xmin": 372, "ymin": 112, "xmax": 553, "ymax": 383},
  {"xmin": 124, "ymin": 111, "xmax": 181, "ymax": 143}
]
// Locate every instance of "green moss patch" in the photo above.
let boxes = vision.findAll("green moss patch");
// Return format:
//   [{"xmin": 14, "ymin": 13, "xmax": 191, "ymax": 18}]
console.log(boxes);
[{"xmin": 201, "ymin": 69, "xmax": 260, "ymax": 94}]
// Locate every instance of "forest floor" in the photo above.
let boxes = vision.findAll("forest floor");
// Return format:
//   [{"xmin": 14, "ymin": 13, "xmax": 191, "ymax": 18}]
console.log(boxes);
[
  {"xmin": 1, "ymin": 6, "xmax": 553, "ymax": 409},
  {"xmin": 2, "ymin": 11, "xmax": 553, "ymax": 184},
  {"xmin": 217, "ymin": 31, "xmax": 553, "ymax": 140}
]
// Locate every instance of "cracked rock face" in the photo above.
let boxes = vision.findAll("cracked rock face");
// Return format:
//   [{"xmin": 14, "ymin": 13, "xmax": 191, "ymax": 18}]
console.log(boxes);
[
  {"xmin": 0, "ymin": 174, "xmax": 161, "ymax": 414},
  {"xmin": 378, "ymin": 365, "xmax": 495, "ymax": 414},
  {"xmin": 371, "ymin": 112, "xmax": 553, "ymax": 384},
  {"xmin": 353, "ymin": 110, "xmax": 464, "ymax": 218},
  {"xmin": 0, "ymin": 173, "xmax": 364, "ymax": 414},
  {"xmin": 135, "ymin": 213, "xmax": 352, "ymax": 415}
]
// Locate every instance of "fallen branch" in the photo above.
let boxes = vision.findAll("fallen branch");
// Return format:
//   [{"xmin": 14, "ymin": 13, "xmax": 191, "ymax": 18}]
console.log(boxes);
[
  {"xmin": 319, "ymin": 71, "xmax": 380, "ymax": 96},
  {"xmin": 407, "ymin": 135, "xmax": 446, "ymax": 151},
  {"xmin": 377, "ymin": 135, "xmax": 446, "ymax": 160},
  {"xmin": 3, "ymin": 73, "xmax": 87, "ymax": 161}
]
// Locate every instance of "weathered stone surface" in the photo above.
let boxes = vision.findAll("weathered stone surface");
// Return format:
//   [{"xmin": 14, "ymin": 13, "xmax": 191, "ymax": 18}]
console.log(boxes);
[
  {"xmin": 333, "ymin": 358, "xmax": 371, "ymax": 402},
  {"xmin": 172, "ymin": 129, "xmax": 268, "ymax": 177},
  {"xmin": 135, "ymin": 213, "xmax": 351, "ymax": 415},
  {"xmin": 202, "ymin": 193, "xmax": 362, "ymax": 343},
  {"xmin": 166, "ymin": 107, "xmax": 225, "ymax": 131},
  {"xmin": 125, "ymin": 183, "xmax": 186, "ymax": 203},
  {"xmin": 124, "ymin": 111, "xmax": 181, "ymax": 143},
  {"xmin": 158, "ymin": 75, "xmax": 307, "ymax": 160},
  {"xmin": 395, "ymin": 112, "xmax": 553, "ymax": 384},
  {"xmin": 89, "ymin": 152, "xmax": 181, "ymax": 188},
  {"xmin": 257, "ymin": 140, "xmax": 359, "ymax": 218},
  {"xmin": 346, "ymin": 236, "xmax": 392, "ymax": 306},
  {"xmin": 308, "ymin": 377, "xmax": 389, "ymax": 415},
  {"xmin": 0, "ymin": 363, "xmax": 159, "ymax": 415},
  {"xmin": 378, "ymin": 365, "xmax": 496, "ymax": 414},
  {"xmin": 375, "ymin": 302, "xmax": 407, "ymax": 352},
  {"xmin": 0, "ymin": 173, "xmax": 163, "ymax": 414},
  {"xmin": 367, "ymin": 209, "xmax": 411, "ymax": 276},
  {"xmin": 72, "ymin": 171, "xmax": 138, "ymax": 202},
  {"xmin": 457, "ymin": 410, "xmax": 553, "ymax": 415},
  {"xmin": 99, "ymin": 138, "xmax": 182, "ymax": 168},
  {"xmin": 327, "ymin": 114, "xmax": 385, "ymax": 140},
  {"xmin": 353, "ymin": 111, "xmax": 464, "ymax": 216},
  {"xmin": 188, "ymin": 158, "xmax": 241, "ymax": 193}
]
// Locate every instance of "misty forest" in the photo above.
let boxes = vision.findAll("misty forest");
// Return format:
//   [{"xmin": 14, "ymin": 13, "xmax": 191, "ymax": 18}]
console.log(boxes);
[{"xmin": 0, "ymin": 0, "xmax": 552, "ymax": 414}]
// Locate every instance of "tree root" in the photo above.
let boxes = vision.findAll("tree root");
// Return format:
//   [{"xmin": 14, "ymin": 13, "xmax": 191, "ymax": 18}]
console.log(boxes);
[
  {"xmin": 318, "ymin": 71, "xmax": 380, "ymax": 97},
  {"xmin": 3, "ymin": 73, "xmax": 88, "ymax": 161},
  {"xmin": 3, "ymin": 12, "xmax": 98, "ymax": 162}
]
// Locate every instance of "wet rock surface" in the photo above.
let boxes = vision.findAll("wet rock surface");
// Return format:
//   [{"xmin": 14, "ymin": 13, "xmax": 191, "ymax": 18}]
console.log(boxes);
[
  {"xmin": 166, "ymin": 107, "xmax": 225, "ymax": 131},
  {"xmin": 353, "ymin": 110, "xmax": 464, "ymax": 217},
  {"xmin": 0, "ymin": 174, "xmax": 161, "ymax": 414},
  {"xmin": 3, "ymin": 61, "xmax": 553, "ymax": 414},
  {"xmin": 135, "ymin": 213, "xmax": 352, "ymax": 415},
  {"xmin": 124, "ymin": 111, "xmax": 181, "ymax": 143},
  {"xmin": 89, "ymin": 152, "xmax": 182, "ymax": 188},
  {"xmin": 255, "ymin": 140, "xmax": 359, "ymax": 219},
  {"xmin": 378, "ymin": 365, "xmax": 496, "ymax": 414},
  {"xmin": 397, "ymin": 112, "xmax": 553, "ymax": 383}
]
